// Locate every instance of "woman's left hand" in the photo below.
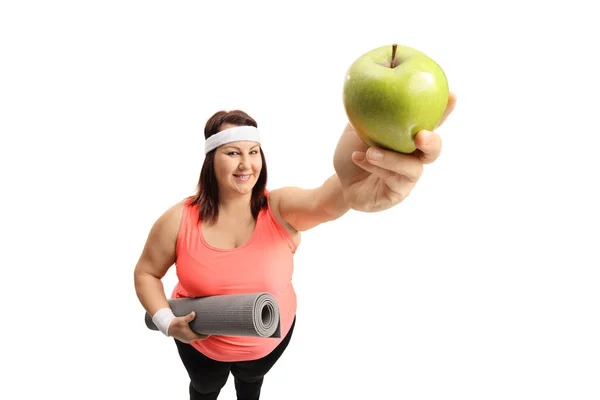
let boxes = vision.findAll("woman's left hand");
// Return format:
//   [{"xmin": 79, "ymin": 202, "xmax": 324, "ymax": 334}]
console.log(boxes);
[{"xmin": 333, "ymin": 92, "xmax": 456, "ymax": 213}]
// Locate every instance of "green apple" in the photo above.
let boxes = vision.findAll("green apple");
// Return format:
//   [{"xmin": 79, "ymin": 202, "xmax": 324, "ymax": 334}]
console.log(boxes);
[{"xmin": 342, "ymin": 43, "xmax": 449, "ymax": 154}]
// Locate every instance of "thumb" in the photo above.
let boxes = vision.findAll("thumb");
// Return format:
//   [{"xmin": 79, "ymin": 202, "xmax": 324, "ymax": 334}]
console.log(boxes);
[{"xmin": 183, "ymin": 311, "xmax": 196, "ymax": 322}]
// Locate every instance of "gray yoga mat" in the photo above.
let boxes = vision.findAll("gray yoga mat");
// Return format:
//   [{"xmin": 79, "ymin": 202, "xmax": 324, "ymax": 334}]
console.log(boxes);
[{"xmin": 144, "ymin": 292, "xmax": 281, "ymax": 338}]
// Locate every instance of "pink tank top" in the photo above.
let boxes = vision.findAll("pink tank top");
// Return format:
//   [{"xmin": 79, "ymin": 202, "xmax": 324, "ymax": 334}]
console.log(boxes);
[{"xmin": 171, "ymin": 193, "xmax": 298, "ymax": 362}]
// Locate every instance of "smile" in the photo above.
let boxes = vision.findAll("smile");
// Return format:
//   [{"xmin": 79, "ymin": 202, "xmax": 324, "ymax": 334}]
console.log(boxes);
[{"xmin": 233, "ymin": 174, "xmax": 252, "ymax": 181}]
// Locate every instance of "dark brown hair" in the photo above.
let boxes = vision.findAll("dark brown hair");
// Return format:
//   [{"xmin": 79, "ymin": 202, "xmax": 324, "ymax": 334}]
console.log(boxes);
[{"xmin": 187, "ymin": 110, "xmax": 268, "ymax": 224}]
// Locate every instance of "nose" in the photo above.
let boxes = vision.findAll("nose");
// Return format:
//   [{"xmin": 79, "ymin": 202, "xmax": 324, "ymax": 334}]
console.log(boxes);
[{"xmin": 238, "ymin": 155, "xmax": 251, "ymax": 170}]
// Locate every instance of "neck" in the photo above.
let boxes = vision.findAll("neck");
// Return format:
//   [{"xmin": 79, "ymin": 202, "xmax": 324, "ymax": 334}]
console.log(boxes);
[{"xmin": 218, "ymin": 190, "xmax": 253, "ymax": 216}]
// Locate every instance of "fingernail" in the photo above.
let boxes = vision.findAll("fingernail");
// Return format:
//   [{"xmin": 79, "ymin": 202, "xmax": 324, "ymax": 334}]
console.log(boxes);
[
  {"xmin": 352, "ymin": 151, "xmax": 365, "ymax": 161},
  {"xmin": 368, "ymin": 148, "xmax": 383, "ymax": 161}
]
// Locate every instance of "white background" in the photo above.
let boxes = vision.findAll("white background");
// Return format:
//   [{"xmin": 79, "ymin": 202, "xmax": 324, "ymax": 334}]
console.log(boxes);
[{"xmin": 1, "ymin": 1, "xmax": 599, "ymax": 399}]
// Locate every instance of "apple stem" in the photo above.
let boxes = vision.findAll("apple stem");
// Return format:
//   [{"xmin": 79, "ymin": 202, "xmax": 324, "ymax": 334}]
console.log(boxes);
[{"xmin": 391, "ymin": 43, "xmax": 397, "ymax": 68}]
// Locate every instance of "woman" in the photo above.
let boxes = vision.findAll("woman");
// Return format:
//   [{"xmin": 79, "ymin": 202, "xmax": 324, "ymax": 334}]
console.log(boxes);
[{"xmin": 134, "ymin": 92, "xmax": 457, "ymax": 400}]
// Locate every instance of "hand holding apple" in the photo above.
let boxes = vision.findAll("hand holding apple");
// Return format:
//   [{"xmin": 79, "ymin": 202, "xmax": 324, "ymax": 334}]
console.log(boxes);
[
  {"xmin": 334, "ymin": 42, "xmax": 455, "ymax": 213},
  {"xmin": 333, "ymin": 92, "xmax": 455, "ymax": 213},
  {"xmin": 343, "ymin": 43, "xmax": 449, "ymax": 154}
]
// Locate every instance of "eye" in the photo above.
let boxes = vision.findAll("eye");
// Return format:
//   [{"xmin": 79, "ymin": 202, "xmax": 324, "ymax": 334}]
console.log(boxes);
[
  {"xmin": 227, "ymin": 151, "xmax": 239, "ymax": 156},
  {"xmin": 250, "ymin": 150, "xmax": 259, "ymax": 155}
]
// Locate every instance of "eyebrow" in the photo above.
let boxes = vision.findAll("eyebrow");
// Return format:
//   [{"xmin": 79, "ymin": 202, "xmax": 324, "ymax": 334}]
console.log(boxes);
[{"xmin": 223, "ymin": 144, "xmax": 260, "ymax": 151}]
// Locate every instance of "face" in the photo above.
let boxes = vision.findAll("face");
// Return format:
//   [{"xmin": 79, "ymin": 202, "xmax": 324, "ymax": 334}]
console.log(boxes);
[{"xmin": 213, "ymin": 124, "xmax": 262, "ymax": 196}]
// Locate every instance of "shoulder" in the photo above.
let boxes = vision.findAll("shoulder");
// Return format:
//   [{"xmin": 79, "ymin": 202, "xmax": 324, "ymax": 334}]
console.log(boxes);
[
  {"xmin": 264, "ymin": 189, "xmax": 287, "ymax": 227},
  {"xmin": 149, "ymin": 198, "xmax": 189, "ymax": 244},
  {"xmin": 136, "ymin": 199, "xmax": 189, "ymax": 270},
  {"xmin": 264, "ymin": 188, "xmax": 302, "ymax": 244},
  {"xmin": 160, "ymin": 198, "xmax": 188, "ymax": 225}
]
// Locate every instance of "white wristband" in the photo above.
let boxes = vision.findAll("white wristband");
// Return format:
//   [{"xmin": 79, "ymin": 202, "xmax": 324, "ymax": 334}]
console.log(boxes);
[{"xmin": 152, "ymin": 308, "xmax": 176, "ymax": 337}]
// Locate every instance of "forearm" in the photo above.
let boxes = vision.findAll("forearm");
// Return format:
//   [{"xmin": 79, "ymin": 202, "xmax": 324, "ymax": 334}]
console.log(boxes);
[
  {"xmin": 134, "ymin": 270, "xmax": 171, "ymax": 316},
  {"xmin": 317, "ymin": 174, "xmax": 351, "ymax": 221}
]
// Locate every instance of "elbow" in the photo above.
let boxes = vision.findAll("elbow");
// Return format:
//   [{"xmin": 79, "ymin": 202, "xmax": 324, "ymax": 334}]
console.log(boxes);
[
  {"xmin": 133, "ymin": 262, "xmax": 159, "ymax": 292},
  {"xmin": 133, "ymin": 267, "xmax": 146, "ymax": 296}
]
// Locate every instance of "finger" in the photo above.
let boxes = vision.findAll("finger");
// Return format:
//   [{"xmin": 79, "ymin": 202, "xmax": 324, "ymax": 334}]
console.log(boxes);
[
  {"xmin": 351, "ymin": 151, "xmax": 417, "ymax": 195},
  {"xmin": 352, "ymin": 151, "xmax": 395, "ymax": 180},
  {"xmin": 436, "ymin": 91, "xmax": 457, "ymax": 128},
  {"xmin": 352, "ymin": 152, "xmax": 411, "ymax": 196},
  {"xmin": 354, "ymin": 148, "xmax": 424, "ymax": 182},
  {"xmin": 183, "ymin": 311, "xmax": 195, "ymax": 322},
  {"xmin": 413, "ymin": 130, "xmax": 442, "ymax": 164}
]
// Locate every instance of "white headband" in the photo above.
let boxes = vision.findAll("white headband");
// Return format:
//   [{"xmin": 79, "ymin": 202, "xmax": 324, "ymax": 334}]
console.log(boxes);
[{"xmin": 204, "ymin": 125, "xmax": 261, "ymax": 154}]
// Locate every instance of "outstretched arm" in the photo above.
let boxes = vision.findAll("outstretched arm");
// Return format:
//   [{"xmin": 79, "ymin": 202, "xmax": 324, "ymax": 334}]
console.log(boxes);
[
  {"xmin": 334, "ymin": 92, "xmax": 456, "ymax": 212},
  {"xmin": 272, "ymin": 92, "xmax": 456, "ymax": 231},
  {"xmin": 270, "ymin": 174, "xmax": 350, "ymax": 232}
]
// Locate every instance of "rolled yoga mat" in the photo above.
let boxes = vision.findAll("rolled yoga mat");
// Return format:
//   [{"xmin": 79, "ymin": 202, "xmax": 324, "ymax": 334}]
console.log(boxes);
[{"xmin": 144, "ymin": 292, "xmax": 281, "ymax": 338}]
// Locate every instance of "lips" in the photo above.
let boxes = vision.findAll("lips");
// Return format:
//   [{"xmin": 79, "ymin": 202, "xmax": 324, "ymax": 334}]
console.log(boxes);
[{"xmin": 233, "ymin": 174, "xmax": 251, "ymax": 182}]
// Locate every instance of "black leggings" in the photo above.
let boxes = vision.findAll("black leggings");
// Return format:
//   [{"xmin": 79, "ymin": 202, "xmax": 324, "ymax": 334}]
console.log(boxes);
[{"xmin": 174, "ymin": 316, "xmax": 296, "ymax": 400}]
